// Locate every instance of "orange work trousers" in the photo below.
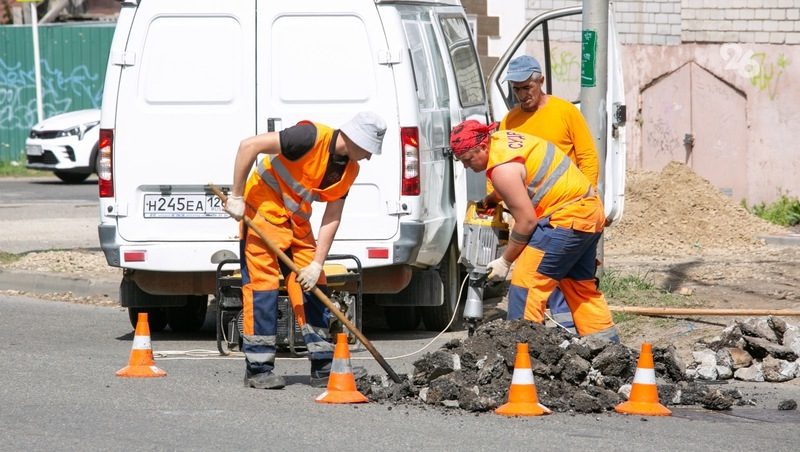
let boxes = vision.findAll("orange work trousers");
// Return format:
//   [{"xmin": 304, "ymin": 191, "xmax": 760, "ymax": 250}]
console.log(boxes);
[
  {"xmin": 239, "ymin": 211, "xmax": 333, "ymax": 374},
  {"xmin": 507, "ymin": 221, "xmax": 614, "ymax": 336}
]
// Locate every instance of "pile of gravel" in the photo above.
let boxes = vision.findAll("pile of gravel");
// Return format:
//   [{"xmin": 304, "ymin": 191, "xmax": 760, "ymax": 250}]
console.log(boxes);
[{"xmin": 357, "ymin": 319, "xmax": 743, "ymax": 413}]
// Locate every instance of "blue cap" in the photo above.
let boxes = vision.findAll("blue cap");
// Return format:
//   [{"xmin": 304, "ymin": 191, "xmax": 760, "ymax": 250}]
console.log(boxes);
[{"xmin": 503, "ymin": 55, "xmax": 542, "ymax": 83}]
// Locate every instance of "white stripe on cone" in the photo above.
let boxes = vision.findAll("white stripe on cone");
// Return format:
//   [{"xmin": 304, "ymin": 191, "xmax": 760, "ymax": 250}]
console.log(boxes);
[
  {"xmin": 632, "ymin": 368, "xmax": 656, "ymax": 385},
  {"xmin": 511, "ymin": 368, "xmax": 535, "ymax": 385},
  {"xmin": 132, "ymin": 336, "xmax": 151, "ymax": 350}
]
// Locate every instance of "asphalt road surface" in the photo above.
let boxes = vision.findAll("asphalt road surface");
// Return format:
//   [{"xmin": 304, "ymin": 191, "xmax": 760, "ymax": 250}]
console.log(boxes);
[
  {"xmin": 2, "ymin": 294, "xmax": 799, "ymax": 451},
  {"xmin": 0, "ymin": 176, "xmax": 99, "ymax": 253},
  {"xmin": 2, "ymin": 176, "xmax": 800, "ymax": 450}
]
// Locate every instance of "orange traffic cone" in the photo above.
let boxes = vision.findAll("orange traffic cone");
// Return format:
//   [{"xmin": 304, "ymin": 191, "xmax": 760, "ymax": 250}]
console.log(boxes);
[
  {"xmin": 495, "ymin": 343, "xmax": 551, "ymax": 416},
  {"xmin": 315, "ymin": 333, "xmax": 368, "ymax": 404},
  {"xmin": 615, "ymin": 343, "xmax": 671, "ymax": 416},
  {"xmin": 116, "ymin": 313, "xmax": 167, "ymax": 378}
]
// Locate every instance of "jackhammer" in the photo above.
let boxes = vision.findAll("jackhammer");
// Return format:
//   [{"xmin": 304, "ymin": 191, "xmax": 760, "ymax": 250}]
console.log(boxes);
[{"xmin": 459, "ymin": 201, "xmax": 509, "ymax": 336}]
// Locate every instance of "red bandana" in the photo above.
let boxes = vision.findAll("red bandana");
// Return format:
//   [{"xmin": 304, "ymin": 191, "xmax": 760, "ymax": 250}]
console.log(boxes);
[{"xmin": 450, "ymin": 120, "xmax": 498, "ymax": 157}]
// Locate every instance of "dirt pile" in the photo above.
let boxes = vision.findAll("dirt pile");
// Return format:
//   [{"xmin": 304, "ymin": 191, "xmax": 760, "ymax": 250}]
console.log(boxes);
[
  {"xmin": 358, "ymin": 319, "xmax": 744, "ymax": 413},
  {"xmin": 4, "ymin": 249, "xmax": 119, "ymax": 278},
  {"xmin": 688, "ymin": 317, "xmax": 800, "ymax": 383},
  {"xmin": 605, "ymin": 162, "xmax": 787, "ymax": 256}
]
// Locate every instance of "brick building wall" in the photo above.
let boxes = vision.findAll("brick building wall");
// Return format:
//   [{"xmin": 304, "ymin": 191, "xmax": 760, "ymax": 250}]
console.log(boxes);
[
  {"xmin": 682, "ymin": 0, "xmax": 800, "ymax": 45},
  {"xmin": 520, "ymin": 0, "xmax": 800, "ymax": 45}
]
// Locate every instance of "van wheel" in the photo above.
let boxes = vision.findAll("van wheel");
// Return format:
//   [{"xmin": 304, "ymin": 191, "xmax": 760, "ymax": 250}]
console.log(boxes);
[
  {"xmin": 383, "ymin": 306, "xmax": 421, "ymax": 331},
  {"xmin": 120, "ymin": 277, "xmax": 184, "ymax": 333},
  {"xmin": 421, "ymin": 239, "xmax": 465, "ymax": 332},
  {"xmin": 128, "ymin": 307, "xmax": 168, "ymax": 332},
  {"xmin": 167, "ymin": 296, "xmax": 209, "ymax": 332}
]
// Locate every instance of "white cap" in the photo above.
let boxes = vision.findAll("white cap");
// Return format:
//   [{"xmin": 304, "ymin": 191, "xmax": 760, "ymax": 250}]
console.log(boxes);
[{"xmin": 339, "ymin": 111, "xmax": 387, "ymax": 155}]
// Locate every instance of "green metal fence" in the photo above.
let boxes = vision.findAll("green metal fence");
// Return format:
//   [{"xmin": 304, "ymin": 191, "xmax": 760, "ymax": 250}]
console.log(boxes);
[{"xmin": 0, "ymin": 23, "xmax": 114, "ymax": 163}]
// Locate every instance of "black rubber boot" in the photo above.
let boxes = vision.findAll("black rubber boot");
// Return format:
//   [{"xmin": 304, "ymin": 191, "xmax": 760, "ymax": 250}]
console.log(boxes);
[{"xmin": 244, "ymin": 371, "xmax": 286, "ymax": 389}]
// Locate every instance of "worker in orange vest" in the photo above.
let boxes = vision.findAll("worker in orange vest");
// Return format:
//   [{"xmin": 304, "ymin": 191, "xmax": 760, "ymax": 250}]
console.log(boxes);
[
  {"xmin": 225, "ymin": 112, "xmax": 386, "ymax": 389},
  {"xmin": 450, "ymin": 120, "xmax": 618, "ymax": 341}
]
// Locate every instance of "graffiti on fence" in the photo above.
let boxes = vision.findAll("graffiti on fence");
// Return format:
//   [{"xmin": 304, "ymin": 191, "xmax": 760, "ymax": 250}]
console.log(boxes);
[
  {"xmin": 749, "ymin": 52, "xmax": 790, "ymax": 101},
  {"xmin": 0, "ymin": 57, "xmax": 102, "ymax": 129}
]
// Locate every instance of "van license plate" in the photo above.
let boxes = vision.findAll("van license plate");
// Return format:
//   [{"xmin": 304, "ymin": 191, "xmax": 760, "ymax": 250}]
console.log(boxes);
[{"xmin": 143, "ymin": 194, "xmax": 228, "ymax": 218}]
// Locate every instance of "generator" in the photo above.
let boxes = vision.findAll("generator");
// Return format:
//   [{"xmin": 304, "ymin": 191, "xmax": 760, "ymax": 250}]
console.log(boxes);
[
  {"xmin": 459, "ymin": 201, "xmax": 509, "ymax": 336},
  {"xmin": 215, "ymin": 254, "xmax": 363, "ymax": 356}
]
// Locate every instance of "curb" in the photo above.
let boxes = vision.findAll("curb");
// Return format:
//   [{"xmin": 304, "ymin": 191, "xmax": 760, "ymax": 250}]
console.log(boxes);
[
  {"xmin": 760, "ymin": 233, "xmax": 800, "ymax": 247},
  {"xmin": 0, "ymin": 269, "xmax": 118, "ymax": 298}
]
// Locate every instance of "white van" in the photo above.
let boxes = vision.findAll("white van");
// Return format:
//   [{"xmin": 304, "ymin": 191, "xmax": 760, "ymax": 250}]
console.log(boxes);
[{"xmin": 98, "ymin": 0, "xmax": 625, "ymax": 332}]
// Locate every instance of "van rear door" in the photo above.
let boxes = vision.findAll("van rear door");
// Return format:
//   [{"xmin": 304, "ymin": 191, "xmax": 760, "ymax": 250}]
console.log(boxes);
[
  {"xmin": 114, "ymin": 0, "xmax": 255, "ymax": 242},
  {"xmin": 486, "ymin": 5, "xmax": 626, "ymax": 223},
  {"xmin": 256, "ymin": 1, "xmax": 399, "ymax": 242}
]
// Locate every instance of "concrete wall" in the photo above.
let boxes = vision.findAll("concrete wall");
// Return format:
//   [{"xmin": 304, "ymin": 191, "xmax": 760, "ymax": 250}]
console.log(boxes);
[
  {"xmin": 625, "ymin": 43, "xmax": 799, "ymax": 204},
  {"xmin": 497, "ymin": 0, "xmax": 800, "ymax": 204}
]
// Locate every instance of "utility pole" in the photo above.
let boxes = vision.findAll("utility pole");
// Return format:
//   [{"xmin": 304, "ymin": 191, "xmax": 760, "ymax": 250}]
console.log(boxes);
[
  {"xmin": 18, "ymin": 0, "xmax": 45, "ymax": 122},
  {"xmin": 580, "ymin": 0, "xmax": 609, "ymax": 271}
]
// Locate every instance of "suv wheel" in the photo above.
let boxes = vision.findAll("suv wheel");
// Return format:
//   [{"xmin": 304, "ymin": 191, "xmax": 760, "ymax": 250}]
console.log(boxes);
[{"xmin": 54, "ymin": 171, "xmax": 89, "ymax": 184}]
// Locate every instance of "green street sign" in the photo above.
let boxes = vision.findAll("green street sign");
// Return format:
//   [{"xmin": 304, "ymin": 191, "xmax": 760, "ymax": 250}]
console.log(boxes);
[{"xmin": 581, "ymin": 29, "xmax": 597, "ymax": 87}]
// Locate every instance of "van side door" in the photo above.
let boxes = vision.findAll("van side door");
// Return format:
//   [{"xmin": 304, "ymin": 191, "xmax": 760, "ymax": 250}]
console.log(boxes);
[
  {"xmin": 431, "ymin": 9, "xmax": 490, "ymax": 246},
  {"xmin": 394, "ymin": 7, "xmax": 455, "ymax": 264}
]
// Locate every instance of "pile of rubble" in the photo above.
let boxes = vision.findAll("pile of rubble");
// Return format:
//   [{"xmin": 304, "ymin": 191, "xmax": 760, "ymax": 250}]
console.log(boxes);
[
  {"xmin": 688, "ymin": 317, "xmax": 800, "ymax": 383},
  {"xmin": 358, "ymin": 319, "xmax": 748, "ymax": 413}
]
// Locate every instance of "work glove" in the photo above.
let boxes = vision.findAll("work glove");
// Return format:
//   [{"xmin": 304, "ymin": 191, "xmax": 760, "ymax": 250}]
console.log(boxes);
[
  {"xmin": 486, "ymin": 256, "xmax": 511, "ymax": 282},
  {"xmin": 296, "ymin": 261, "xmax": 323, "ymax": 291},
  {"xmin": 225, "ymin": 195, "xmax": 245, "ymax": 221}
]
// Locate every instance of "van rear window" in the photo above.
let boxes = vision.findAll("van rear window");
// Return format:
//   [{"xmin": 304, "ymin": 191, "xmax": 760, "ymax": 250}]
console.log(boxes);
[
  {"xmin": 271, "ymin": 15, "xmax": 373, "ymax": 102},
  {"xmin": 141, "ymin": 16, "xmax": 242, "ymax": 105},
  {"xmin": 439, "ymin": 16, "xmax": 484, "ymax": 107}
]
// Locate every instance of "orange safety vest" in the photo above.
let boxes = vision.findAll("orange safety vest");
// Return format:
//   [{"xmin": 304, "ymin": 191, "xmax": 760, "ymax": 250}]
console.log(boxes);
[
  {"xmin": 486, "ymin": 130, "xmax": 604, "ymax": 232},
  {"xmin": 244, "ymin": 122, "xmax": 360, "ymax": 237}
]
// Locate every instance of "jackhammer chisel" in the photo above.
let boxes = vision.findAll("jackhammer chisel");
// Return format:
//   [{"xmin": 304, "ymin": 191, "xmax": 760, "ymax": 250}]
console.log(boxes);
[
  {"xmin": 209, "ymin": 184, "xmax": 403, "ymax": 384},
  {"xmin": 459, "ymin": 201, "xmax": 509, "ymax": 336}
]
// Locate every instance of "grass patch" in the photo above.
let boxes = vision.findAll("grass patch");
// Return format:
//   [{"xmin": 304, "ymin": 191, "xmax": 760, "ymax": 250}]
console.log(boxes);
[
  {"xmin": 0, "ymin": 160, "xmax": 46, "ymax": 177},
  {"xmin": 600, "ymin": 270, "xmax": 699, "ymax": 315},
  {"xmin": 612, "ymin": 311, "xmax": 635, "ymax": 324},
  {"xmin": 743, "ymin": 191, "xmax": 800, "ymax": 227},
  {"xmin": 600, "ymin": 270, "xmax": 657, "ymax": 297},
  {"xmin": 0, "ymin": 252, "xmax": 21, "ymax": 265}
]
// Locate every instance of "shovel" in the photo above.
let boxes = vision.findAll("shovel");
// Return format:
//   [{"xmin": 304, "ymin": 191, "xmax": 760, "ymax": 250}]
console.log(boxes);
[{"xmin": 209, "ymin": 184, "xmax": 403, "ymax": 384}]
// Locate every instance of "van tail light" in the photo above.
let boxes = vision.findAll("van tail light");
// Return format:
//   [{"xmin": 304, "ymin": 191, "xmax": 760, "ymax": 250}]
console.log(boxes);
[
  {"xmin": 98, "ymin": 128, "xmax": 113, "ymax": 198},
  {"xmin": 401, "ymin": 127, "xmax": 420, "ymax": 196}
]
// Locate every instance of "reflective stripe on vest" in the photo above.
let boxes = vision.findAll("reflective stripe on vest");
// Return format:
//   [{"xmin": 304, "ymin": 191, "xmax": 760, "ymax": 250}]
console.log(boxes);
[
  {"xmin": 257, "ymin": 157, "xmax": 319, "ymax": 221},
  {"xmin": 526, "ymin": 143, "xmax": 571, "ymax": 208}
]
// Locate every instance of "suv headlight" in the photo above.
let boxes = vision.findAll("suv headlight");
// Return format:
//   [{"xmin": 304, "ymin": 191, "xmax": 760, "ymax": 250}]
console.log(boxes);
[
  {"xmin": 56, "ymin": 121, "xmax": 100, "ymax": 140},
  {"xmin": 57, "ymin": 127, "xmax": 81, "ymax": 138}
]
